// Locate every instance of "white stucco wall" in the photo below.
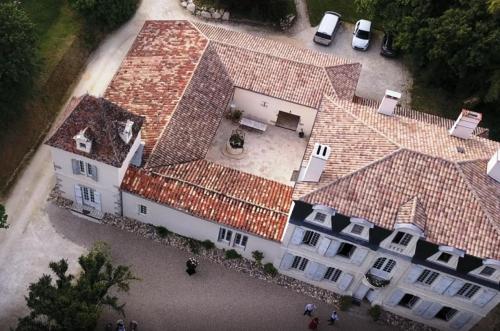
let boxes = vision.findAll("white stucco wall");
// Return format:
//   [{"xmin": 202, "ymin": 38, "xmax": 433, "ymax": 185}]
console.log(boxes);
[
  {"xmin": 231, "ymin": 88, "xmax": 318, "ymax": 136},
  {"xmin": 122, "ymin": 192, "xmax": 282, "ymax": 264}
]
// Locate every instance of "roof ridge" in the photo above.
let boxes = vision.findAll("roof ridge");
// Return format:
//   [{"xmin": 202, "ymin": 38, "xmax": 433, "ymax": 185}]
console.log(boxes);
[
  {"xmin": 321, "ymin": 67, "xmax": 339, "ymax": 100},
  {"xmin": 301, "ymin": 148, "xmax": 403, "ymax": 201},
  {"xmin": 454, "ymin": 162, "xmax": 500, "ymax": 235},
  {"xmin": 145, "ymin": 38, "xmax": 215, "ymax": 168},
  {"xmin": 150, "ymin": 163, "xmax": 291, "ymax": 215}
]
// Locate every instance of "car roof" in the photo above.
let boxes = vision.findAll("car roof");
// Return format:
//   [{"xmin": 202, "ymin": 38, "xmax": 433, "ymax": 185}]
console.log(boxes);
[
  {"xmin": 317, "ymin": 12, "xmax": 341, "ymax": 34},
  {"xmin": 358, "ymin": 19, "xmax": 372, "ymax": 30}
]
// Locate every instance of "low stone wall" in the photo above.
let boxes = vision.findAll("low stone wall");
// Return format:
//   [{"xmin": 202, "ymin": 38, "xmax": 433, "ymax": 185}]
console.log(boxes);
[
  {"xmin": 181, "ymin": 0, "xmax": 230, "ymax": 21},
  {"xmin": 49, "ymin": 192, "xmax": 436, "ymax": 331}
]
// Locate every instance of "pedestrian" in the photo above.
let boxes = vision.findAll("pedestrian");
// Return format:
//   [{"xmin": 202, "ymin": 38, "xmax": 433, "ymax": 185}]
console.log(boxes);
[
  {"xmin": 328, "ymin": 311, "xmax": 339, "ymax": 325},
  {"xmin": 304, "ymin": 303, "xmax": 317, "ymax": 316},
  {"xmin": 308, "ymin": 317, "xmax": 320, "ymax": 330},
  {"xmin": 186, "ymin": 257, "xmax": 198, "ymax": 276}
]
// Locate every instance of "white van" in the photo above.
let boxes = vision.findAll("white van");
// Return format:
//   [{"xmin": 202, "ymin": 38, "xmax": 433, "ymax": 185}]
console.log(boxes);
[{"xmin": 313, "ymin": 11, "xmax": 342, "ymax": 46}]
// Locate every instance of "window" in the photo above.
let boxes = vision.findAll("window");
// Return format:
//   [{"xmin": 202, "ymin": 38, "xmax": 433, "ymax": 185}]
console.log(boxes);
[
  {"xmin": 218, "ymin": 228, "xmax": 232, "ymax": 244},
  {"xmin": 302, "ymin": 231, "xmax": 320, "ymax": 247},
  {"xmin": 337, "ymin": 242, "xmax": 356, "ymax": 258},
  {"xmin": 314, "ymin": 212, "xmax": 327, "ymax": 223},
  {"xmin": 291, "ymin": 256, "xmax": 309, "ymax": 271},
  {"xmin": 81, "ymin": 186, "xmax": 96, "ymax": 206},
  {"xmin": 79, "ymin": 160, "xmax": 85, "ymax": 174},
  {"xmin": 373, "ymin": 257, "xmax": 387, "ymax": 269},
  {"xmin": 437, "ymin": 252, "xmax": 452, "ymax": 263},
  {"xmin": 87, "ymin": 163, "xmax": 93, "ymax": 176},
  {"xmin": 392, "ymin": 231, "xmax": 413, "ymax": 246},
  {"xmin": 234, "ymin": 233, "xmax": 248, "ymax": 248},
  {"xmin": 89, "ymin": 189, "xmax": 95, "ymax": 203},
  {"xmin": 351, "ymin": 224, "xmax": 364, "ymax": 235},
  {"xmin": 324, "ymin": 267, "xmax": 342, "ymax": 282},
  {"xmin": 435, "ymin": 307, "xmax": 458, "ymax": 321},
  {"xmin": 79, "ymin": 142, "xmax": 87, "ymax": 149},
  {"xmin": 82, "ymin": 187, "xmax": 90, "ymax": 201},
  {"xmin": 139, "ymin": 204, "xmax": 147, "ymax": 215},
  {"xmin": 416, "ymin": 269, "xmax": 440, "ymax": 285},
  {"xmin": 456, "ymin": 283, "xmax": 480, "ymax": 299},
  {"xmin": 398, "ymin": 294, "xmax": 420, "ymax": 309},
  {"xmin": 480, "ymin": 266, "xmax": 495, "ymax": 276},
  {"xmin": 383, "ymin": 259, "xmax": 397, "ymax": 272}
]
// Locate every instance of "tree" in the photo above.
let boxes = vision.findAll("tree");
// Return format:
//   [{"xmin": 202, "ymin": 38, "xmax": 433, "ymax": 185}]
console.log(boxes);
[
  {"xmin": 15, "ymin": 244, "xmax": 137, "ymax": 331},
  {"xmin": 69, "ymin": 0, "xmax": 139, "ymax": 30},
  {"xmin": 0, "ymin": 2, "xmax": 37, "ymax": 119},
  {"xmin": 0, "ymin": 204, "xmax": 8, "ymax": 229}
]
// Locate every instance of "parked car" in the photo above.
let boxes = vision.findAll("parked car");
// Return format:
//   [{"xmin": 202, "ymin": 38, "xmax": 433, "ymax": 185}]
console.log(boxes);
[
  {"xmin": 352, "ymin": 19, "xmax": 372, "ymax": 51},
  {"xmin": 313, "ymin": 11, "xmax": 342, "ymax": 46},
  {"xmin": 380, "ymin": 33, "xmax": 398, "ymax": 57}
]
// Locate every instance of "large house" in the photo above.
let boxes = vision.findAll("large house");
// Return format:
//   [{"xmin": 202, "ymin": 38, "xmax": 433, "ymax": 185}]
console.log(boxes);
[{"xmin": 45, "ymin": 20, "xmax": 500, "ymax": 330}]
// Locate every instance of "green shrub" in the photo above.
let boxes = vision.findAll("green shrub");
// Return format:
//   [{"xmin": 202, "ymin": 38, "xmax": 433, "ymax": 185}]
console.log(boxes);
[
  {"xmin": 155, "ymin": 226, "xmax": 171, "ymax": 238},
  {"xmin": 263, "ymin": 263, "xmax": 278, "ymax": 277},
  {"xmin": 368, "ymin": 305, "xmax": 381, "ymax": 321},
  {"xmin": 201, "ymin": 239, "xmax": 215, "ymax": 250},
  {"xmin": 69, "ymin": 0, "xmax": 139, "ymax": 30},
  {"xmin": 187, "ymin": 238, "xmax": 201, "ymax": 254},
  {"xmin": 339, "ymin": 295, "xmax": 352, "ymax": 311},
  {"xmin": 225, "ymin": 249, "xmax": 242, "ymax": 259},
  {"xmin": 218, "ymin": 0, "xmax": 296, "ymax": 25},
  {"xmin": 252, "ymin": 250, "xmax": 264, "ymax": 264}
]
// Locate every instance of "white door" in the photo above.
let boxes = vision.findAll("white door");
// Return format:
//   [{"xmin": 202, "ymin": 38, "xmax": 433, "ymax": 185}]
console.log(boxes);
[{"xmin": 81, "ymin": 186, "xmax": 101, "ymax": 211}]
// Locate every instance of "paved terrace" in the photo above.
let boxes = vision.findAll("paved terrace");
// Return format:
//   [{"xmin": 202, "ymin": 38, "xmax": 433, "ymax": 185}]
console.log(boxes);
[{"xmin": 206, "ymin": 118, "xmax": 307, "ymax": 185}]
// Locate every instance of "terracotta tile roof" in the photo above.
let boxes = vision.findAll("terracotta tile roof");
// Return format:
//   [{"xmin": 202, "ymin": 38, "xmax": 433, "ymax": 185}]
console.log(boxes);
[
  {"xmin": 104, "ymin": 21, "xmax": 208, "ymax": 160},
  {"xmin": 121, "ymin": 164, "xmax": 292, "ymax": 241},
  {"xmin": 299, "ymin": 97, "xmax": 500, "ymax": 259},
  {"xmin": 395, "ymin": 197, "xmax": 427, "ymax": 231},
  {"xmin": 325, "ymin": 63, "xmax": 362, "ymax": 101},
  {"xmin": 46, "ymin": 95, "xmax": 144, "ymax": 167}
]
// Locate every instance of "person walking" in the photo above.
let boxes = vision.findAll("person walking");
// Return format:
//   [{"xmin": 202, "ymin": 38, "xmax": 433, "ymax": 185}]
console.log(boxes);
[
  {"xmin": 328, "ymin": 311, "xmax": 339, "ymax": 325},
  {"xmin": 308, "ymin": 317, "xmax": 320, "ymax": 330},
  {"xmin": 304, "ymin": 303, "xmax": 317, "ymax": 316}
]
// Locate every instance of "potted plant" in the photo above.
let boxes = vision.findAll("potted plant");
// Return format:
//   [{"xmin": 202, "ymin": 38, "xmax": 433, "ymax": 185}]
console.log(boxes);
[
  {"xmin": 299, "ymin": 129, "xmax": 304, "ymax": 138},
  {"xmin": 226, "ymin": 109, "xmax": 243, "ymax": 123},
  {"xmin": 227, "ymin": 129, "xmax": 245, "ymax": 155}
]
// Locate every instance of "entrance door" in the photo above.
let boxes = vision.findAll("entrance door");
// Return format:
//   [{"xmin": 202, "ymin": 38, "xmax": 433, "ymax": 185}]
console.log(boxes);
[
  {"xmin": 276, "ymin": 111, "xmax": 300, "ymax": 131},
  {"xmin": 75, "ymin": 185, "xmax": 102, "ymax": 211}
]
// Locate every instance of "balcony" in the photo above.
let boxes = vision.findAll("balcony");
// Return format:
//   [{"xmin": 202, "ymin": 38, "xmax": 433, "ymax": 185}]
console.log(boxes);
[{"xmin": 364, "ymin": 271, "xmax": 391, "ymax": 288}]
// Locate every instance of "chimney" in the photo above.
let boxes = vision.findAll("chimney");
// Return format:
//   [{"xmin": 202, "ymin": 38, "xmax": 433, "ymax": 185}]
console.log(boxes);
[
  {"xmin": 73, "ymin": 127, "xmax": 92, "ymax": 153},
  {"xmin": 449, "ymin": 109, "xmax": 482, "ymax": 139},
  {"xmin": 119, "ymin": 120, "xmax": 134, "ymax": 144},
  {"xmin": 377, "ymin": 90, "xmax": 401, "ymax": 116},
  {"xmin": 300, "ymin": 143, "xmax": 331, "ymax": 182},
  {"xmin": 487, "ymin": 149, "xmax": 500, "ymax": 182}
]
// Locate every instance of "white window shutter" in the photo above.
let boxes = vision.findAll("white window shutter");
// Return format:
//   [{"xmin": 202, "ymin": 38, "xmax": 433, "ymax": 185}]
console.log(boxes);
[
  {"xmin": 337, "ymin": 273, "xmax": 353, "ymax": 291},
  {"xmin": 312, "ymin": 264, "xmax": 327, "ymax": 281},
  {"xmin": 445, "ymin": 279, "xmax": 466, "ymax": 297},
  {"xmin": 472, "ymin": 288, "xmax": 496, "ymax": 307},
  {"xmin": 422, "ymin": 302, "xmax": 443, "ymax": 319},
  {"xmin": 74, "ymin": 185, "xmax": 83, "ymax": 205},
  {"xmin": 94, "ymin": 192, "xmax": 101, "ymax": 211},
  {"xmin": 385, "ymin": 289, "xmax": 405, "ymax": 307},
  {"xmin": 413, "ymin": 300, "xmax": 432, "ymax": 316},
  {"xmin": 290, "ymin": 227, "xmax": 305, "ymax": 245},
  {"xmin": 450, "ymin": 311, "xmax": 472, "ymax": 330},
  {"xmin": 71, "ymin": 159, "xmax": 80, "ymax": 174},
  {"xmin": 431, "ymin": 275, "xmax": 454, "ymax": 294},
  {"xmin": 304, "ymin": 261, "xmax": 319, "ymax": 280},
  {"xmin": 317, "ymin": 237, "xmax": 331, "ymax": 256},
  {"xmin": 350, "ymin": 247, "xmax": 368, "ymax": 265},
  {"xmin": 91, "ymin": 165, "xmax": 98, "ymax": 181},
  {"xmin": 325, "ymin": 239, "xmax": 341, "ymax": 257},
  {"xmin": 405, "ymin": 265, "xmax": 425, "ymax": 283},
  {"xmin": 280, "ymin": 253, "xmax": 294, "ymax": 270}
]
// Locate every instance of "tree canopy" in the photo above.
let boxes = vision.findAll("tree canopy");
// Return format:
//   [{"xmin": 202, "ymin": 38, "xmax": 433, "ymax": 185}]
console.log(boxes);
[
  {"xmin": 356, "ymin": 0, "xmax": 500, "ymax": 106},
  {"xmin": 69, "ymin": 0, "xmax": 139, "ymax": 30},
  {"xmin": 0, "ymin": 2, "xmax": 37, "ymax": 119},
  {"xmin": 15, "ymin": 244, "xmax": 137, "ymax": 331},
  {"xmin": 0, "ymin": 204, "xmax": 8, "ymax": 229}
]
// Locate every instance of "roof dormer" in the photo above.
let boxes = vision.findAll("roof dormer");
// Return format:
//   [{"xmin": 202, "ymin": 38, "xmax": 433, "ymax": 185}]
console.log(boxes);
[
  {"xmin": 342, "ymin": 217, "xmax": 373, "ymax": 241},
  {"xmin": 73, "ymin": 127, "xmax": 92, "ymax": 153},
  {"xmin": 304, "ymin": 204, "xmax": 335, "ymax": 229},
  {"xmin": 119, "ymin": 119, "xmax": 134, "ymax": 144},
  {"xmin": 470, "ymin": 258, "xmax": 500, "ymax": 282},
  {"xmin": 428, "ymin": 245, "xmax": 465, "ymax": 270}
]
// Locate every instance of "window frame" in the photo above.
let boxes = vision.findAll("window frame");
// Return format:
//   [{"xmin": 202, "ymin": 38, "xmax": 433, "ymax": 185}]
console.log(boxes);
[
  {"xmin": 479, "ymin": 266, "xmax": 495, "ymax": 276},
  {"xmin": 398, "ymin": 293, "xmax": 420, "ymax": 309},
  {"xmin": 435, "ymin": 307, "xmax": 458, "ymax": 322},
  {"xmin": 351, "ymin": 224, "xmax": 364, "ymax": 235},
  {"xmin": 392, "ymin": 231, "xmax": 413, "ymax": 246},
  {"xmin": 337, "ymin": 242, "xmax": 356, "ymax": 258},
  {"xmin": 416, "ymin": 269, "xmax": 440, "ymax": 285},
  {"xmin": 233, "ymin": 233, "xmax": 249, "ymax": 249},
  {"xmin": 291, "ymin": 256, "xmax": 309, "ymax": 271},
  {"xmin": 314, "ymin": 212, "xmax": 327, "ymax": 223},
  {"xmin": 437, "ymin": 252, "xmax": 452, "ymax": 263},
  {"xmin": 79, "ymin": 160, "xmax": 86, "ymax": 174},
  {"xmin": 139, "ymin": 204, "xmax": 147, "ymax": 215},
  {"xmin": 324, "ymin": 267, "xmax": 342, "ymax": 282},
  {"xmin": 218, "ymin": 228, "xmax": 233, "ymax": 244},
  {"xmin": 302, "ymin": 230, "xmax": 320, "ymax": 247},
  {"xmin": 456, "ymin": 283, "xmax": 480, "ymax": 299}
]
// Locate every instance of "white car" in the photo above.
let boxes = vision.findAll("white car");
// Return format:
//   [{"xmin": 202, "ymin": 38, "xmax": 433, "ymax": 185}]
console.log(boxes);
[{"xmin": 352, "ymin": 19, "xmax": 372, "ymax": 51}]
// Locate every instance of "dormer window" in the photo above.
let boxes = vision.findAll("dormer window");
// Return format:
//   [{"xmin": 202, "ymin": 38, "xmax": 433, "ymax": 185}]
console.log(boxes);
[
  {"xmin": 73, "ymin": 127, "xmax": 92, "ymax": 153},
  {"xmin": 351, "ymin": 224, "xmax": 364, "ymax": 235},
  {"xmin": 437, "ymin": 252, "xmax": 452, "ymax": 263},
  {"xmin": 314, "ymin": 212, "xmax": 327, "ymax": 223},
  {"xmin": 79, "ymin": 142, "xmax": 86, "ymax": 149},
  {"xmin": 392, "ymin": 231, "xmax": 413, "ymax": 246},
  {"xmin": 480, "ymin": 266, "xmax": 495, "ymax": 276}
]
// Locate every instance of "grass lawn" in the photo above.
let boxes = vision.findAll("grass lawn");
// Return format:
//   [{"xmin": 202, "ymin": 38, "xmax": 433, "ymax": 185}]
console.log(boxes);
[
  {"xmin": 305, "ymin": 0, "xmax": 368, "ymax": 26},
  {"xmin": 0, "ymin": 1, "xmax": 93, "ymax": 194}
]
